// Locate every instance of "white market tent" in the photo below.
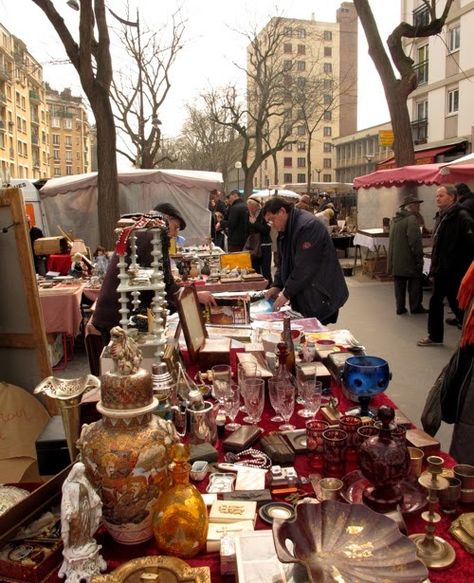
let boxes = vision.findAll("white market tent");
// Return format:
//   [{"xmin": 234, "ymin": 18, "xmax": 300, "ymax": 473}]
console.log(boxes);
[
  {"xmin": 250, "ymin": 188, "xmax": 301, "ymax": 204},
  {"xmin": 40, "ymin": 169, "xmax": 223, "ymax": 250}
]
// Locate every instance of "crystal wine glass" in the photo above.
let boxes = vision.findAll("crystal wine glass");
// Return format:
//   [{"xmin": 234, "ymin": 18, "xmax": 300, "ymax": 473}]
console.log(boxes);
[
  {"xmin": 242, "ymin": 377, "xmax": 265, "ymax": 424},
  {"xmin": 298, "ymin": 372, "xmax": 322, "ymax": 419},
  {"xmin": 238, "ymin": 362, "xmax": 258, "ymax": 413},
  {"xmin": 268, "ymin": 377, "xmax": 284, "ymax": 422},
  {"xmin": 223, "ymin": 383, "xmax": 241, "ymax": 432},
  {"xmin": 277, "ymin": 382, "xmax": 295, "ymax": 431},
  {"xmin": 212, "ymin": 364, "xmax": 232, "ymax": 414}
]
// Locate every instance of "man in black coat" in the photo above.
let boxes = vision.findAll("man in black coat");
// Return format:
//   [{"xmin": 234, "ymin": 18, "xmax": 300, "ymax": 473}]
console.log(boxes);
[
  {"xmin": 263, "ymin": 197, "xmax": 348, "ymax": 324},
  {"xmin": 217, "ymin": 190, "xmax": 249, "ymax": 252},
  {"xmin": 418, "ymin": 186, "xmax": 474, "ymax": 346}
]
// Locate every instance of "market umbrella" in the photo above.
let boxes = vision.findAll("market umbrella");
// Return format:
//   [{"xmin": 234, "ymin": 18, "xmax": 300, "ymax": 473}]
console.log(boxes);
[{"xmin": 250, "ymin": 188, "xmax": 301, "ymax": 203}]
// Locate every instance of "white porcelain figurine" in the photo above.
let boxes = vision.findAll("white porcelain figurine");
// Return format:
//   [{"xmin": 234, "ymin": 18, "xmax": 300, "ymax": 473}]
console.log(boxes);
[{"xmin": 58, "ymin": 462, "xmax": 107, "ymax": 582}]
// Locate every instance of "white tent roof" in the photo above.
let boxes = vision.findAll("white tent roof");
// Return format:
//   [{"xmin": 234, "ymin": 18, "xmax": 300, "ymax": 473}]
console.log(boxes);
[
  {"xmin": 440, "ymin": 152, "xmax": 474, "ymax": 169},
  {"xmin": 40, "ymin": 169, "xmax": 223, "ymax": 249}
]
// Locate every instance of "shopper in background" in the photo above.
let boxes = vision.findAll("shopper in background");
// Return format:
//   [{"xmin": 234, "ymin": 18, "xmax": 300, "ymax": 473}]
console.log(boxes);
[
  {"xmin": 418, "ymin": 185, "xmax": 474, "ymax": 346},
  {"xmin": 216, "ymin": 190, "xmax": 249, "ymax": 252},
  {"xmin": 387, "ymin": 195, "xmax": 427, "ymax": 315},
  {"xmin": 245, "ymin": 197, "xmax": 272, "ymax": 284}
]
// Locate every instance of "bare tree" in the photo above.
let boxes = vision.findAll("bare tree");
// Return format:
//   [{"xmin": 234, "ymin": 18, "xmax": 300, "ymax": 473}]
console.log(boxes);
[
  {"xmin": 354, "ymin": 0, "xmax": 454, "ymax": 166},
  {"xmin": 32, "ymin": 0, "xmax": 118, "ymax": 249},
  {"xmin": 110, "ymin": 9, "xmax": 185, "ymax": 168},
  {"xmin": 205, "ymin": 18, "xmax": 298, "ymax": 197}
]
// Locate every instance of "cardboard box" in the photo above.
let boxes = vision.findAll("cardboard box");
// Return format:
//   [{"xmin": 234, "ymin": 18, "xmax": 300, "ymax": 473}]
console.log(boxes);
[
  {"xmin": 0, "ymin": 466, "xmax": 70, "ymax": 583},
  {"xmin": 33, "ymin": 237, "xmax": 68, "ymax": 256}
]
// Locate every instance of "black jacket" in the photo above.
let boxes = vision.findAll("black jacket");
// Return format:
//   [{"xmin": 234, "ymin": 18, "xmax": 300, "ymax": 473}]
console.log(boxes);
[
  {"xmin": 221, "ymin": 198, "xmax": 249, "ymax": 248},
  {"xmin": 274, "ymin": 208, "xmax": 348, "ymax": 322},
  {"xmin": 247, "ymin": 210, "xmax": 271, "ymax": 244},
  {"xmin": 430, "ymin": 204, "xmax": 474, "ymax": 281}
]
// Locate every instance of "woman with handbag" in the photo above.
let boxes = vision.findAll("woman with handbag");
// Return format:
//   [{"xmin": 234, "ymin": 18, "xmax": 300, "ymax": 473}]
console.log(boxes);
[{"xmin": 245, "ymin": 197, "xmax": 272, "ymax": 285}]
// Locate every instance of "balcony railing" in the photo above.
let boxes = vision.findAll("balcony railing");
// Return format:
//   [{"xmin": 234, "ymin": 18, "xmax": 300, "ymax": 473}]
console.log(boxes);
[
  {"xmin": 0, "ymin": 66, "xmax": 11, "ymax": 81},
  {"xmin": 29, "ymin": 90, "xmax": 40, "ymax": 102},
  {"xmin": 413, "ymin": 6, "xmax": 430, "ymax": 28},
  {"xmin": 31, "ymin": 116, "xmax": 39, "ymax": 125},
  {"xmin": 55, "ymin": 110, "xmax": 73, "ymax": 118},
  {"xmin": 31, "ymin": 134, "xmax": 39, "ymax": 145},
  {"xmin": 414, "ymin": 60, "xmax": 428, "ymax": 85}
]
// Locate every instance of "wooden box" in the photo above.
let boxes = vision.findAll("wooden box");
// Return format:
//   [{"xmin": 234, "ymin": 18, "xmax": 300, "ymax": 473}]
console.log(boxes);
[
  {"xmin": 33, "ymin": 236, "xmax": 68, "ymax": 256},
  {"xmin": 0, "ymin": 466, "xmax": 70, "ymax": 583},
  {"xmin": 177, "ymin": 286, "xmax": 230, "ymax": 368},
  {"xmin": 406, "ymin": 428, "xmax": 440, "ymax": 456}
]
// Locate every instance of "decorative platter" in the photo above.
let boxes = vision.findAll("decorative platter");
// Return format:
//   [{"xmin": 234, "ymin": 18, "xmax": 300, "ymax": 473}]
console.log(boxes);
[
  {"xmin": 341, "ymin": 469, "xmax": 427, "ymax": 514},
  {"xmin": 259, "ymin": 502, "xmax": 295, "ymax": 524},
  {"xmin": 0, "ymin": 486, "xmax": 29, "ymax": 516}
]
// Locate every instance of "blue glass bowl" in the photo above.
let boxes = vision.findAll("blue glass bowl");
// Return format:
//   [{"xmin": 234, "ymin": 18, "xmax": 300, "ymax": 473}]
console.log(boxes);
[{"xmin": 342, "ymin": 356, "xmax": 390, "ymax": 398}]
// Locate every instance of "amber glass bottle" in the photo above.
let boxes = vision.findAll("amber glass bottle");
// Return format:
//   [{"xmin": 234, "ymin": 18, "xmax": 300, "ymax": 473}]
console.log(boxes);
[
  {"xmin": 275, "ymin": 342, "xmax": 293, "ymax": 383},
  {"xmin": 153, "ymin": 443, "xmax": 208, "ymax": 558},
  {"xmin": 282, "ymin": 314, "xmax": 296, "ymax": 375}
]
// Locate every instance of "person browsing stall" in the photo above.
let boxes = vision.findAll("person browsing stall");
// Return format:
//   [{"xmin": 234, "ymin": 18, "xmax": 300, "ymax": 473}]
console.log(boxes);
[
  {"xmin": 245, "ymin": 197, "xmax": 272, "ymax": 284},
  {"xmin": 263, "ymin": 196, "xmax": 348, "ymax": 324},
  {"xmin": 93, "ymin": 203, "xmax": 216, "ymax": 345}
]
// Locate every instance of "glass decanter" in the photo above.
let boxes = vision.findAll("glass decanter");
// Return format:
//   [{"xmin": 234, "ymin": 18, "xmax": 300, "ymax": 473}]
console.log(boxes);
[{"xmin": 153, "ymin": 443, "xmax": 208, "ymax": 558}]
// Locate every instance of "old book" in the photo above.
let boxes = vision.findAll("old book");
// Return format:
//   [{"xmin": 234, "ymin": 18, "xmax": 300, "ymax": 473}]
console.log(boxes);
[
  {"xmin": 209, "ymin": 499, "xmax": 257, "ymax": 524},
  {"xmin": 206, "ymin": 519, "xmax": 255, "ymax": 552}
]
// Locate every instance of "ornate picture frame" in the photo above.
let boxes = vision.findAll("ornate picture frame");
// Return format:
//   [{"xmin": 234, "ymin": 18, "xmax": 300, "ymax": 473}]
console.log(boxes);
[{"xmin": 176, "ymin": 286, "xmax": 208, "ymax": 363}]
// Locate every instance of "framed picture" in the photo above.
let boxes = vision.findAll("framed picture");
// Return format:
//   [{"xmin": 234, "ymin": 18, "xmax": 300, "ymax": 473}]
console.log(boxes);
[
  {"xmin": 177, "ymin": 286, "xmax": 208, "ymax": 363},
  {"xmin": 162, "ymin": 340, "xmax": 182, "ymax": 383}
]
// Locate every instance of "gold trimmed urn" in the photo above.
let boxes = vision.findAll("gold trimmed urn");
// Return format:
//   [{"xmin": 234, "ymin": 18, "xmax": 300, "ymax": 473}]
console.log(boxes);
[{"xmin": 78, "ymin": 327, "xmax": 179, "ymax": 545}]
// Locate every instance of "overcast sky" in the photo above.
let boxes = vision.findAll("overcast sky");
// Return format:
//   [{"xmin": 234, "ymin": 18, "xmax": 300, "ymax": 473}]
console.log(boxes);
[{"xmin": 1, "ymin": 1, "xmax": 400, "ymax": 165}]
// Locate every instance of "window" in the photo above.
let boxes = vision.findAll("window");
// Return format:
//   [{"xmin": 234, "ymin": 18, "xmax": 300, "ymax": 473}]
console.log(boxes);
[
  {"xmin": 415, "ymin": 45, "xmax": 428, "ymax": 84},
  {"xmin": 323, "ymin": 142, "xmax": 332, "ymax": 153},
  {"xmin": 52, "ymin": 134, "xmax": 60, "ymax": 145},
  {"xmin": 413, "ymin": 5, "xmax": 429, "ymax": 27},
  {"xmin": 284, "ymin": 173, "xmax": 293, "ymax": 183},
  {"xmin": 296, "ymin": 77, "xmax": 306, "ymax": 89},
  {"xmin": 323, "ymin": 126, "xmax": 332, "ymax": 137},
  {"xmin": 416, "ymin": 100, "xmax": 428, "ymax": 121},
  {"xmin": 324, "ymin": 46, "xmax": 332, "ymax": 57},
  {"xmin": 323, "ymin": 111, "xmax": 332, "ymax": 121},
  {"xmin": 66, "ymin": 166, "xmax": 73, "ymax": 176},
  {"xmin": 297, "ymin": 126, "xmax": 306, "ymax": 136},
  {"xmin": 54, "ymin": 167, "xmax": 61, "ymax": 177},
  {"xmin": 65, "ymin": 135, "xmax": 72, "ymax": 147},
  {"xmin": 323, "ymin": 79, "xmax": 333, "ymax": 90},
  {"xmin": 284, "ymin": 157, "xmax": 293, "ymax": 167},
  {"xmin": 323, "ymin": 30, "xmax": 332, "ymax": 41},
  {"xmin": 297, "ymin": 157, "xmax": 306, "ymax": 168},
  {"xmin": 66, "ymin": 151, "xmax": 72, "ymax": 161},
  {"xmin": 448, "ymin": 26, "xmax": 460, "ymax": 52},
  {"xmin": 324, "ymin": 62, "xmax": 332, "ymax": 73},
  {"xmin": 64, "ymin": 118, "xmax": 73, "ymax": 130},
  {"xmin": 284, "ymin": 27, "xmax": 292, "ymax": 36},
  {"xmin": 296, "ymin": 28, "xmax": 306, "ymax": 39},
  {"xmin": 51, "ymin": 117, "xmax": 60, "ymax": 128},
  {"xmin": 283, "ymin": 60, "xmax": 292, "ymax": 71},
  {"xmin": 53, "ymin": 149, "xmax": 60, "ymax": 160},
  {"xmin": 284, "ymin": 143, "xmax": 293, "ymax": 151},
  {"xmin": 297, "ymin": 44, "xmax": 305, "ymax": 55},
  {"xmin": 323, "ymin": 158, "xmax": 332, "ymax": 169},
  {"xmin": 297, "ymin": 61, "xmax": 306, "ymax": 71},
  {"xmin": 284, "ymin": 43, "xmax": 292, "ymax": 54},
  {"xmin": 447, "ymin": 88, "xmax": 459, "ymax": 114},
  {"xmin": 297, "ymin": 173, "xmax": 306, "ymax": 183},
  {"xmin": 323, "ymin": 173, "xmax": 332, "ymax": 182},
  {"xmin": 297, "ymin": 141, "xmax": 306, "ymax": 151}
]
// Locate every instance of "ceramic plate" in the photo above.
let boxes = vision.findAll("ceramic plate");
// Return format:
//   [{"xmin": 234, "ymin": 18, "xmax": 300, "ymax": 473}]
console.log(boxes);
[
  {"xmin": 0, "ymin": 486, "xmax": 29, "ymax": 516},
  {"xmin": 341, "ymin": 469, "xmax": 427, "ymax": 514},
  {"xmin": 259, "ymin": 502, "xmax": 295, "ymax": 524}
]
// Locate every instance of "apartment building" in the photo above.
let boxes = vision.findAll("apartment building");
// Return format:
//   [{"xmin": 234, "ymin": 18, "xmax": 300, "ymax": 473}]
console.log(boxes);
[
  {"xmin": 403, "ymin": 0, "xmax": 473, "ymax": 160},
  {"xmin": 46, "ymin": 86, "xmax": 91, "ymax": 177},
  {"xmin": 248, "ymin": 2, "xmax": 357, "ymax": 188},
  {"xmin": 0, "ymin": 25, "xmax": 50, "ymax": 181}
]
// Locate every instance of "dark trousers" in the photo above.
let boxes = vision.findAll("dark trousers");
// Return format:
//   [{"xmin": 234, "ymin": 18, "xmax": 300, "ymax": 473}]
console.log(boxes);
[
  {"xmin": 251, "ymin": 244, "xmax": 272, "ymax": 286},
  {"xmin": 393, "ymin": 276, "xmax": 423, "ymax": 313},
  {"xmin": 428, "ymin": 275, "xmax": 464, "ymax": 342},
  {"xmin": 228, "ymin": 243, "xmax": 244, "ymax": 252}
]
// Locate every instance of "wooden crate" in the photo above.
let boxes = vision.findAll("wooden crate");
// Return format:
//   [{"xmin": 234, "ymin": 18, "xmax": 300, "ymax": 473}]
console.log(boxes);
[{"xmin": 34, "ymin": 237, "xmax": 67, "ymax": 255}]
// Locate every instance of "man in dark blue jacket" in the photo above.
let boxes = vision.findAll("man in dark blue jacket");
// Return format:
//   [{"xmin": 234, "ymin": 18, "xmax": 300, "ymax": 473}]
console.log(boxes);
[
  {"xmin": 263, "ymin": 197, "xmax": 349, "ymax": 324},
  {"xmin": 217, "ymin": 190, "xmax": 249, "ymax": 252}
]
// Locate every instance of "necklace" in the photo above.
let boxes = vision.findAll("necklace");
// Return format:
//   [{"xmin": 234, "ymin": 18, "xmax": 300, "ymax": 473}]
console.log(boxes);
[{"xmin": 225, "ymin": 448, "xmax": 272, "ymax": 469}]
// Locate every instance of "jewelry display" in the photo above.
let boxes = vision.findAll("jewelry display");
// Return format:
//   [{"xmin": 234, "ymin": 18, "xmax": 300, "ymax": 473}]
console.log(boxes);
[
  {"xmin": 225, "ymin": 448, "xmax": 272, "ymax": 469},
  {"xmin": 409, "ymin": 455, "xmax": 456, "ymax": 569}
]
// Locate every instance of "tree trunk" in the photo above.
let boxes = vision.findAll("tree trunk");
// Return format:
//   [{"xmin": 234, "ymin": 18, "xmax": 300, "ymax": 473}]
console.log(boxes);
[
  {"xmin": 385, "ymin": 80, "xmax": 416, "ymax": 167},
  {"xmin": 306, "ymin": 139, "xmax": 313, "ymax": 195},
  {"xmin": 91, "ymin": 94, "xmax": 119, "ymax": 249}
]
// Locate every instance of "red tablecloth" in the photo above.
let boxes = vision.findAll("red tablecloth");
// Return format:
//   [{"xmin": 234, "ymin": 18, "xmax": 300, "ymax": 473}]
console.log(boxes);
[
  {"xmin": 38, "ymin": 283, "xmax": 84, "ymax": 336},
  {"xmin": 47, "ymin": 353, "xmax": 473, "ymax": 582},
  {"xmin": 46, "ymin": 254, "xmax": 72, "ymax": 276}
]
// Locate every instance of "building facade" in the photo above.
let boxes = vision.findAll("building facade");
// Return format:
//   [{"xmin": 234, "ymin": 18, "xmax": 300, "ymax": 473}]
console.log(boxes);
[
  {"xmin": 333, "ymin": 122, "xmax": 394, "ymax": 183},
  {"xmin": 403, "ymin": 0, "xmax": 473, "ymax": 159},
  {"xmin": 249, "ymin": 2, "xmax": 358, "ymax": 189},
  {"xmin": 46, "ymin": 86, "xmax": 91, "ymax": 178},
  {"xmin": 0, "ymin": 25, "xmax": 50, "ymax": 181}
]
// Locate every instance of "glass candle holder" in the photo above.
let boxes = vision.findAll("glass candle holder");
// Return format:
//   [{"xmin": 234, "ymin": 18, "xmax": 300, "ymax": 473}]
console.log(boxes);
[
  {"xmin": 306, "ymin": 419, "xmax": 329, "ymax": 453},
  {"xmin": 357, "ymin": 425, "xmax": 379, "ymax": 447},
  {"xmin": 339, "ymin": 415, "xmax": 362, "ymax": 448}
]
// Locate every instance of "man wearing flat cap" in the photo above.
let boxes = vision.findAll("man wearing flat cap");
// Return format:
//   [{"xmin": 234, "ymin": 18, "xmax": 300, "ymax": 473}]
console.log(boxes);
[
  {"xmin": 388, "ymin": 195, "xmax": 427, "ymax": 315},
  {"xmin": 93, "ymin": 202, "xmax": 215, "ymax": 345}
]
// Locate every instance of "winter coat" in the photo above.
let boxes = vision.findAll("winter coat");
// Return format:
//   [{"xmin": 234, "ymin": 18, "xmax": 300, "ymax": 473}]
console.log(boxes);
[
  {"xmin": 220, "ymin": 198, "xmax": 249, "ymax": 249},
  {"xmin": 387, "ymin": 208, "xmax": 424, "ymax": 278},
  {"xmin": 430, "ymin": 203, "xmax": 474, "ymax": 281},
  {"xmin": 273, "ymin": 207, "xmax": 349, "ymax": 321},
  {"xmin": 247, "ymin": 210, "xmax": 271, "ymax": 244}
]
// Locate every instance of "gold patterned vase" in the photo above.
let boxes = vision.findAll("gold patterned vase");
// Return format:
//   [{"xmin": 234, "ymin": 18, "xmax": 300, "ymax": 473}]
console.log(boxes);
[{"xmin": 78, "ymin": 327, "xmax": 179, "ymax": 545}]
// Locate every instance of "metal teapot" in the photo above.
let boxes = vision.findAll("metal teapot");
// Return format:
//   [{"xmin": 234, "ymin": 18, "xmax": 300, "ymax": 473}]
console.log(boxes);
[{"xmin": 171, "ymin": 389, "xmax": 219, "ymax": 445}]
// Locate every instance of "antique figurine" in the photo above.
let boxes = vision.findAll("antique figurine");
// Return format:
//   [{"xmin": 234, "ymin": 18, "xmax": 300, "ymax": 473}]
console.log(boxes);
[
  {"xmin": 58, "ymin": 462, "xmax": 106, "ymax": 582},
  {"xmin": 109, "ymin": 326, "xmax": 142, "ymax": 375}
]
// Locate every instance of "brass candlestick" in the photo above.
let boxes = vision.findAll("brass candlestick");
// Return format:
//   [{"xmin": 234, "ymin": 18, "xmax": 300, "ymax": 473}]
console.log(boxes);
[{"xmin": 409, "ymin": 455, "xmax": 456, "ymax": 569}]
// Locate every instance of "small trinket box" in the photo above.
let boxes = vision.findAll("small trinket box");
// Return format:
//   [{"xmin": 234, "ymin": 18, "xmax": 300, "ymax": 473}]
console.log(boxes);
[{"xmin": 190, "ymin": 460, "xmax": 209, "ymax": 481}]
